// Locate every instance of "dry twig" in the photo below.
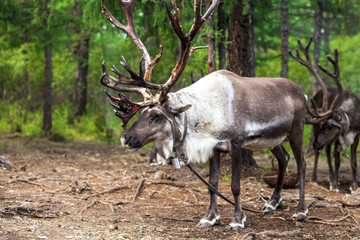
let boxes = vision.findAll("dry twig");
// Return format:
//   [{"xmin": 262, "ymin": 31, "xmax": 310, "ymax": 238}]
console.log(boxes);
[
  {"xmin": 108, "ymin": 203, "xmax": 115, "ymax": 214},
  {"xmin": 95, "ymin": 184, "xmax": 131, "ymax": 196},
  {"xmin": 188, "ymin": 189, "xmax": 198, "ymax": 204},
  {"xmin": 132, "ymin": 178, "xmax": 146, "ymax": 202},
  {"xmin": 82, "ymin": 200, "xmax": 99, "ymax": 212},
  {"xmin": 149, "ymin": 180, "xmax": 186, "ymax": 188},
  {"xmin": 7, "ymin": 178, "xmax": 44, "ymax": 189}
]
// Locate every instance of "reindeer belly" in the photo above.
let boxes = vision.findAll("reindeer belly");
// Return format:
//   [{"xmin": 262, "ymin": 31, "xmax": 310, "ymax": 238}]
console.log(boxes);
[
  {"xmin": 240, "ymin": 118, "xmax": 291, "ymax": 150},
  {"xmin": 242, "ymin": 135, "xmax": 287, "ymax": 150}
]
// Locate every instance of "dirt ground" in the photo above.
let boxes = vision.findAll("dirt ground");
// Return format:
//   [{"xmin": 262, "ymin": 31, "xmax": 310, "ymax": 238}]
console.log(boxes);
[{"xmin": 0, "ymin": 134, "xmax": 359, "ymax": 240}]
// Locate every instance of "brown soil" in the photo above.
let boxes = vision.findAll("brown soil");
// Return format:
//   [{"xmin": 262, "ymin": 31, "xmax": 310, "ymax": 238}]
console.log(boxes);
[{"xmin": 0, "ymin": 135, "xmax": 359, "ymax": 239}]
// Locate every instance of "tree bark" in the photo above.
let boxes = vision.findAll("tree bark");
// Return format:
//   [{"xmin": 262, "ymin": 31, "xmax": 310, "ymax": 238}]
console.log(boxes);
[
  {"xmin": 42, "ymin": 0, "xmax": 52, "ymax": 136},
  {"xmin": 74, "ymin": 1, "xmax": 90, "ymax": 117},
  {"xmin": 323, "ymin": 11, "xmax": 331, "ymax": 55},
  {"xmin": 227, "ymin": 0, "xmax": 256, "ymax": 167},
  {"xmin": 313, "ymin": 1, "xmax": 323, "ymax": 95},
  {"xmin": 206, "ymin": 0, "xmax": 216, "ymax": 74},
  {"xmin": 217, "ymin": 1, "xmax": 227, "ymax": 70},
  {"xmin": 227, "ymin": 0, "xmax": 255, "ymax": 77},
  {"xmin": 280, "ymin": 0, "xmax": 289, "ymax": 78}
]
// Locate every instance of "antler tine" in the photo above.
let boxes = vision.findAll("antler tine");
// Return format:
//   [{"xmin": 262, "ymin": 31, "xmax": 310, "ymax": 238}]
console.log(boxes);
[
  {"xmin": 120, "ymin": 56, "xmax": 139, "ymax": 80},
  {"xmin": 160, "ymin": 0, "xmax": 220, "ymax": 102},
  {"xmin": 318, "ymin": 49, "xmax": 343, "ymax": 112},
  {"xmin": 101, "ymin": 0, "xmax": 164, "ymax": 84},
  {"xmin": 289, "ymin": 36, "xmax": 330, "ymax": 117},
  {"xmin": 101, "ymin": 61, "xmax": 158, "ymax": 96},
  {"xmin": 101, "ymin": 0, "xmax": 151, "ymax": 68},
  {"xmin": 100, "ymin": 0, "xmax": 219, "ymax": 128}
]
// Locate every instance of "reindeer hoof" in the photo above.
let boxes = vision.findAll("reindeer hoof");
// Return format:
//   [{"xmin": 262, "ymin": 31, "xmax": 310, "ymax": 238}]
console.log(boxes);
[
  {"xmin": 350, "ymin": 185, "xmax": 358, "ymax": 194},
  {"xmin": 330, "ymin": 186, "xmax": 340, "ymax": 193},
  {"xmin": 196, "ymin": 214, "xmax": 220, "ymax": 228},
  {"xmin": 290, "ymin": 209, "xmax": 308, "ymax": 221},
  {"xmin": 226, "ymin": 215, "xmax": 246, "ymax": 231},
  {"xmin": 261, "ymin": 198, "xmax": 282, "ymax": 212}
]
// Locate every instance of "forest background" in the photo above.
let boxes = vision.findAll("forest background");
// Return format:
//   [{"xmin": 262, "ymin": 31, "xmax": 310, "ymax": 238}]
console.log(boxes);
[{"xmin": 1, "ymin": 0, "xmax": 360, "ymax": 150}]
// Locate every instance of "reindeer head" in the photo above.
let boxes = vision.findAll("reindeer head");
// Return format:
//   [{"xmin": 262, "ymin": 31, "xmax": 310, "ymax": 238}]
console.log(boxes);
[
  {"xmin": 312, "ymin": 110, "xmax": 346, "ymax": 150},
  {"xmin": 100, "ymin": 0, "xmax": 219, "ymax": 150},
  {"xmin": 289, "ymin": 37, "xmax": 343, "ymax": 151}
]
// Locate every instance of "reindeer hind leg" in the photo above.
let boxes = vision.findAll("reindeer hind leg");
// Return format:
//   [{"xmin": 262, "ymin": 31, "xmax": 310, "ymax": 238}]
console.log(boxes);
[
  {"xmin": 288, "ymin": 125, "xmax": 307, "ymax": 220},
  {"xmin": 350, "ymin": 135, "xmax": 359, "ymax": 193},
  {"xmin": 262, "ymin": 144, "xmax": 289, "ymax": 212}
]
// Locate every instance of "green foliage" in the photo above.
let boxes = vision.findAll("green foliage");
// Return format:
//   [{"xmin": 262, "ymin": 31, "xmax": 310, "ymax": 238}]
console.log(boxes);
[
  {"xmin": 331, "ymin": 33, "xmax": 360, "ymax": 95},
  {"xmin": 262, "ymin": 166, "xmax": 272, "ymax": 174},
  {"xmin": 0, "ymin": 0, "xmax": 360, "ymax": 149},
  {"xmin": 222, "ymin": 174, "xmax": 231, "ymax": 182}
]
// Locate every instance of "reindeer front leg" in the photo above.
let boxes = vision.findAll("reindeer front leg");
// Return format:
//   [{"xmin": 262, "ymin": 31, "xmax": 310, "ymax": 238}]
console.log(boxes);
[
  {"xmin": 196, "ymin": 152, "xmax": 221, "ymax": 228},
  {"xmin": 226, "ymin": 144, "xmax": 246, "ymax": 230},
  {"xmin": 325, "ymin": 143, "xmax": 337, "ymax": 191},
  {"xmin": 333, "ymin": 141, "xmax": 341, "ymax": 192},
  {"xmin": 311, "ymin": 151, "xmax": 320, "ymax": 183}
]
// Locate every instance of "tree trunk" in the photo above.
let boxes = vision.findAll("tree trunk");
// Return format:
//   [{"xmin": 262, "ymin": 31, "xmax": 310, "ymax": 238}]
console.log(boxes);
[
  {"xmin": 21, "ymin": 28, "xmax": 29, "ymax": 127},
  {"xmin": 74, "ymin": 1, "xmax": 90, "ymax": 117},
  {"xmin": 323, "ymin": 11, "xmax": 331, "ymax": 55},
  {"xmin": 280, "ymin": 0, "xmax": 289, "ymax": 78},
  {"xmin": 313, "ymin": 1, "xmax": 323, "ymax": 95},
  {"xmin": 227, "ymin": 0, "xmax": 256, "ymax": 167},
  {"xmin": 206, "ymin": 0, "xmax": 216, "ymax": 74},
  {"xmin": 74, "ymin": 37, "xmax": 90, "ymax": 116},
  {"xmin": 217, "ymin": 2, "xmax": 227, "ymax": 70},
  {"xmin": 43, "ymin": 44, "xmax": 52, "ymax": 135},
  {"xmin": 42, "ymin": 0, "xmax": 52, "ymax": 136},
  {"xmin": 227, "ymin": 0, "xmax": 255, "ymax": 77}
]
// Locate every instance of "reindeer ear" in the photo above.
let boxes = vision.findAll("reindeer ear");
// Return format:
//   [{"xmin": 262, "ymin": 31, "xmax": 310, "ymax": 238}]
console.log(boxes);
[{"xmin": 168, "ymin": 104, "xmax": 192, "ymax": 115}]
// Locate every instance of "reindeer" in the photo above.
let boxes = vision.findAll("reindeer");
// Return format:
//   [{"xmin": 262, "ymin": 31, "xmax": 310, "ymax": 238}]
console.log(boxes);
[
  {"xmin": 149, "ymin": 141, "xmax": 169, "ymax": 166},
  {"xmin": 100, "ymin": 0, "xmax": 308, "ymax": 230},
  {"xmin": 289, "ymin": 37, "xmax": 360, "ymax": 193}
]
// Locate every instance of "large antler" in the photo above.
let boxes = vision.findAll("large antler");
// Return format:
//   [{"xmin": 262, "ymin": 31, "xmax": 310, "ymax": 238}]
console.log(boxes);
[
  {"xmin": 288, "ymin": 37, "xmax": 343, "ymax": 124},
  {"xmin": 100, "ymin": 0, "xmax": 219, "ymax": 129}
]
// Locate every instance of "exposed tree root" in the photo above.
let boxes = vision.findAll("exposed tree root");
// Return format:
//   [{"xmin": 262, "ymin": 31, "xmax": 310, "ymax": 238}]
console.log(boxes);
[
  {"xmin": 4, "ymin": 206, "xmax": 69, "ymax": 218},
  {"xmin": 337, "ymin": 200, "xmax": 360, "ymax": 208},
  {"xmin": 240, "ymin": 230, "xmax": 303, "ymax": 240}
]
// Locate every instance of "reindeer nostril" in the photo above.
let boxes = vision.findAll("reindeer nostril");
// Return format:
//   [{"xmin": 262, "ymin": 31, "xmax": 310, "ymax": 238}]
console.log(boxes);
[{"xmin": 121, "ymin": 133, "xmax": 141, "ymax": 149}]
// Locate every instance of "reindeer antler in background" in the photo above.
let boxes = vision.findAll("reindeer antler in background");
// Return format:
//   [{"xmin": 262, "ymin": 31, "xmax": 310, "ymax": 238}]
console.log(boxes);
[
  {"xmin": 100, "ymin": 0, "xmax": 219, "ymax": 129},
  {"xmin": 289, "ymin": 37, "xmax": 343, "ymax": 124}
]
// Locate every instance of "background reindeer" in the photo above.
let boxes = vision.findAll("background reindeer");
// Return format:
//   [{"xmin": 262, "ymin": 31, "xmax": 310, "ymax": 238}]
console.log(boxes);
[
  {"xmin": 289, "ymin": 37, "xmax": 360, "ymax": 193},
  {"xmin": 100, "ymin": 0, "xmax": 308, "ymax": 230}
]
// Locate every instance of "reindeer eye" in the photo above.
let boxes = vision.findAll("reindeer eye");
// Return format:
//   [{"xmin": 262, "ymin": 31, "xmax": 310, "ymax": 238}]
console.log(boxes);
[
  {"xmin": 150, "ymin": 113, "xmax": 163, "ymax": 123},
  {"xmin": 335, "ymin": 114, "xmax": 342, "ymax": 122}
]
